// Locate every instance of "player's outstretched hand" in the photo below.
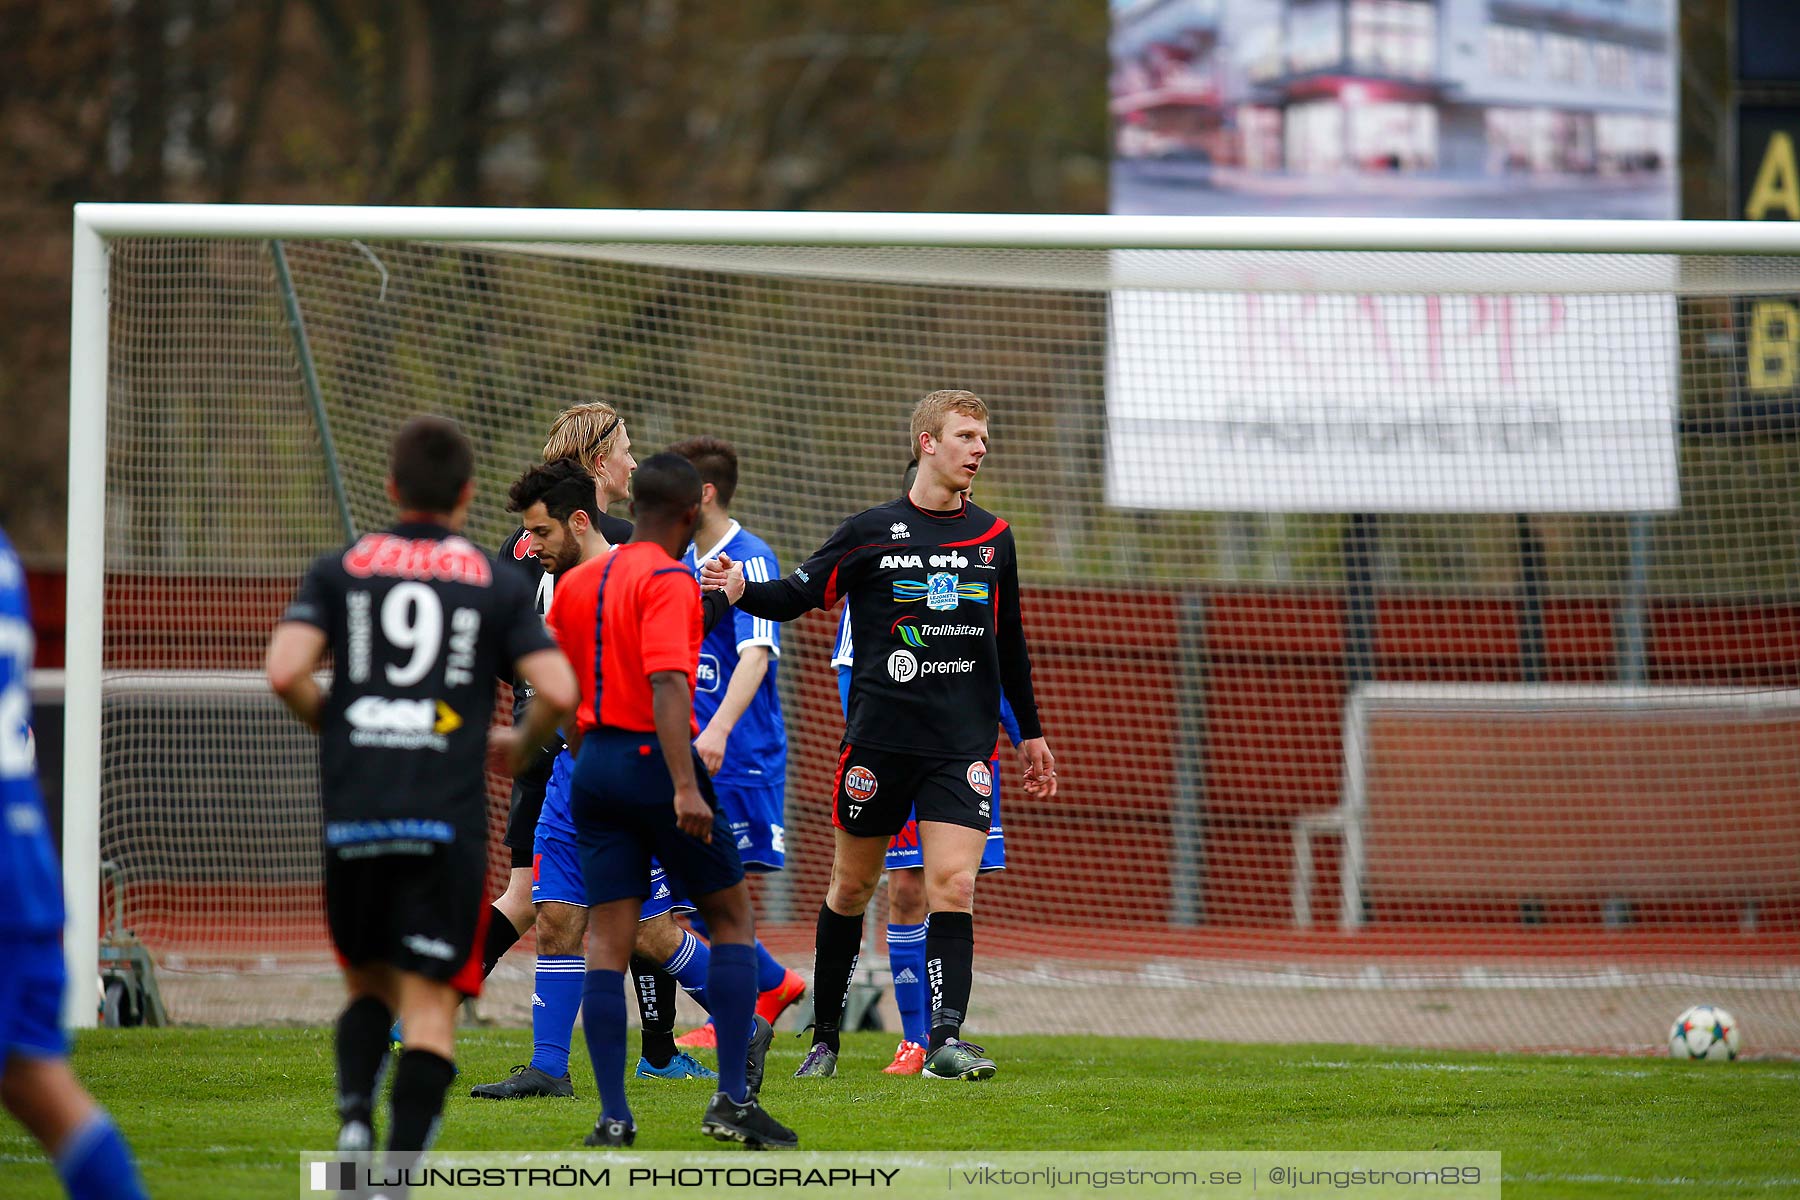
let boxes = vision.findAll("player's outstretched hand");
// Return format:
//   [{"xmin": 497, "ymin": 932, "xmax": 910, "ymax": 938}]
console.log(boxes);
[
  {"xmin": 1019, "ymin": 737, "xmax": 1057, "ymax": 799},
  {"xmin": 700, "ymin": 553, "xmax": 745, "ymax": 603},
  {"xmin": 674, "ymin": 783, "xmax": 712, "ymax": 841}
]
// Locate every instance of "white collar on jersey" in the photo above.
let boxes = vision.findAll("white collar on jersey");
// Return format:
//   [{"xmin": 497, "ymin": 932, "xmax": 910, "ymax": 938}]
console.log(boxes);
[{"xmin": 689, "ymin": 519, "xmax": 742, "ymax": 569}]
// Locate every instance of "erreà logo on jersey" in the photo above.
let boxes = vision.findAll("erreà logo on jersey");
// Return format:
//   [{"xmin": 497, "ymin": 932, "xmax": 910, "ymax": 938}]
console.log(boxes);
[{"xmin": 880, "ymin": 554, "xmax": 924, "ymax": 569}]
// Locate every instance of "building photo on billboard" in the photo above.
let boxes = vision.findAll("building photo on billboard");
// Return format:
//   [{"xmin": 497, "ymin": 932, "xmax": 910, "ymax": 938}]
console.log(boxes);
[{"xmin": 1110, "ymin": 0, "xmax": 1676, "ymax": 218}]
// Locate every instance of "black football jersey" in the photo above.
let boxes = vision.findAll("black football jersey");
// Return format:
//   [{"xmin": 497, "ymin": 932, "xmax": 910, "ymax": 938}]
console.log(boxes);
[
  {"xmin": 282, "ymin": 522, "xmax": 553, "ymax": 833},
  {"xmin": 737, "ymin": 496, "xmax": 1042, "ymax": 760}
]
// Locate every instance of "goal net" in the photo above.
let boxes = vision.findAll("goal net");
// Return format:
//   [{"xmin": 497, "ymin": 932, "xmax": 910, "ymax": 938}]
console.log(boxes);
[{"xmin": 68, "ymin": 207, "xmax": 1800, "ymax": 1053}]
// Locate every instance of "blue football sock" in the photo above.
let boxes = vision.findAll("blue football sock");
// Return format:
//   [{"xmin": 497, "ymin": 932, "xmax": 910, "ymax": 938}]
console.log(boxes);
[
  {"xmin": 56, "ymin": 1110, "xmax": 148, "ymax": 1200},
  {"xmin": 580, "ymin": 969, "xmax": 632, "ymax": 1126},
  {"xmin": 707, "ymin": 942, "xmax": 757, "ymax": 1104},
  {"xmin": 887, "ymin": 920, "xmax": 930, "ymax": 1047},
  {"xmin": 662, "ymin": 929, "xmax": 711, "ymax": 1012},
  {"xmin": 528, "ymin": 955, "xmax": 584, "ymax": 1079},
  {"xmin": 754, "ymin": 940, "xmax": 787, "ymax": 992}
]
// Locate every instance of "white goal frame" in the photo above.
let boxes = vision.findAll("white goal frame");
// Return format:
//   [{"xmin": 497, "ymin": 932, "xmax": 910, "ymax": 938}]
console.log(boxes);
[
  {"xmin": 65, "ymin": 204, "xmax": 1800, "ymax": 1025},
  {"xmin": 1295, "ymin": 683, "xmax": 1800, "ymax": 931}
]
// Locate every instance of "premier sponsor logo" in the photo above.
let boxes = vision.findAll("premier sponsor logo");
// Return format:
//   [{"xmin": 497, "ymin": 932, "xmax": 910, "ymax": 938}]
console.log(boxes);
[
  {"xmin": 844, "ymin": 765, "xmax": 879, "ymax": 802},
  {"xmin": 887, "ymin": 648, "xmax": 919, "ymax": 682},
  {"xmin": 920, "ymin": 658, "xmax": 977, "ymax": 675}
]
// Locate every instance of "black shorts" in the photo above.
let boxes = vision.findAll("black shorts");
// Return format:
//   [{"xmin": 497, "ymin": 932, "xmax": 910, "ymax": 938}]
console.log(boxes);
[
  {"xmin": 831, "ymin": 743, "xmax": 994, "ymax": 838},
  {"xmin": 325, "ymin": 835, "xmax": 489, "ymax": 997},
  {"xmin": 503, "ymin": 776, "xmax": 546, "ymax": 870}
]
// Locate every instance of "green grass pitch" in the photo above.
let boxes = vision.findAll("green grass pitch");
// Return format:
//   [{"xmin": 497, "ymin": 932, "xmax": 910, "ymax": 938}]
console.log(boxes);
[{"xmin": 1, "ymin": 1029, "xmax": 1794, "ymax": 1198}]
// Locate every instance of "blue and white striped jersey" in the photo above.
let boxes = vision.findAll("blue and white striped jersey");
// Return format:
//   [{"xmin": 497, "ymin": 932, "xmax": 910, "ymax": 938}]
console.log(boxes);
[{"xmin": 684, "ymin": 520, "xmax": 787, "ymax": 786}]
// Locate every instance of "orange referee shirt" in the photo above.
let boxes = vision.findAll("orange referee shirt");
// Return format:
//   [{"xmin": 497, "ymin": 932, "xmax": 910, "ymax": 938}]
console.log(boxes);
[{"xmin": 546, "ymin": 541, "xmax": 702, "ymax": 737}]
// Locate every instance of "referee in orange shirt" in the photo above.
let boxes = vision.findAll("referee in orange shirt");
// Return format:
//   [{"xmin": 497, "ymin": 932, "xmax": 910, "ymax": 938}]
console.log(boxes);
[{"xmin": 545, "ymin": 453, "xmax": 797, "ymax": 1150}]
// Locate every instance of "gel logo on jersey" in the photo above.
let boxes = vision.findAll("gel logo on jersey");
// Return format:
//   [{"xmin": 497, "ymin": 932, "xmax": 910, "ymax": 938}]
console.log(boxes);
[
  {"xmin": 844, "ymin": 766, "xmax": 879, "ymax": 802},
  {"xmin": 887, "ymin": 648, "xmax": 919, "ymax": 683},
  {"xmin": 966, "ymin": 761, "xmax": 993, "ymax": 798},
  {"xmin": 344, "ymin": 533, "xmax": 493, "ymax": 586},
  {"xmin": 343, "ymin": 696, "xmax": 456, "ymax": 749},
  {"xmin": 893, "ymin": 574, "xmax": 989, "ymax": 610}
]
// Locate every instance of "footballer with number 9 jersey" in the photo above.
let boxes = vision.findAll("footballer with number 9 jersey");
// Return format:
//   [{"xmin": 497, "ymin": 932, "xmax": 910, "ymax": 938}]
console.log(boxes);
[
  {"xmin": 266, "ymin": 416, "xmax": 577, "ymax": 1162},
  {"xmin": 703, "ymin": 389, "xmax": 1057, "ymax": 1083}
]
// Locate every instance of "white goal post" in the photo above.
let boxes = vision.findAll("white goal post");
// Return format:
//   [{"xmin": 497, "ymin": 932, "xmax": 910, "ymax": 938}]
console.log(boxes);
[
  {"xmin": 1298, "ymin": 683, "xmax": 1800, "ymax": 932},
  {"xmin": 64, "ymin": 205, "xmax": 1800, "ymax": 1046}
]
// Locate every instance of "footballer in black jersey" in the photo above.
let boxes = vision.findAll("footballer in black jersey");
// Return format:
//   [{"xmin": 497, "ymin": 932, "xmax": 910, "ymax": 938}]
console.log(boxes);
[
  {"xmin": 497, "ymin": 507, "xmax": 634, "ymax": 867},
  {"xmin": 704, "ymin": 390, "xmax": 1055, "ymax": 1082},
  {"xmin": 267, "ymin": 416, "xmax": 577, "ymax": 1159}
]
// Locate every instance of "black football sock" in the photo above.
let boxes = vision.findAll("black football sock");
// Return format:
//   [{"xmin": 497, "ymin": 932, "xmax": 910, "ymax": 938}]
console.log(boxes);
[
  {"xmin": 386, "ymin": 1048, "xmax": 455, "ymax": 1155},
  {"xmin": 334, "ymin": 995, "xmax": 393, "ymax": 1131},
  {"xmin": 811, "ymin": 903, "xmax": 864, "ymax": 1055},
  {"xmin": 926, "ymin": 910, "xmax": 974, "ymax": 1052},
  {"xmin": 481, "ymin": 907, "xmax": 523, "ymax": 978},
  {"xmin": 631, "ymin": 955, "xmax": 678, "ymax": 1068}
]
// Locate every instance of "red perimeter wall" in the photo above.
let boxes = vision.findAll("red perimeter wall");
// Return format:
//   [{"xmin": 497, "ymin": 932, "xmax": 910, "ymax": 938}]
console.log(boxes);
[{"xmin": 29, "ymin": 569, "xmax": 1800, "ymax": 948}]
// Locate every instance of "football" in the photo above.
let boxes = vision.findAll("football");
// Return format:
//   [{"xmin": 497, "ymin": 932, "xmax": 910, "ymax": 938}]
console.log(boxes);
[{"xmin": 1669, "ymin": 1004, "xmax": 1740, "ymax": 1061}]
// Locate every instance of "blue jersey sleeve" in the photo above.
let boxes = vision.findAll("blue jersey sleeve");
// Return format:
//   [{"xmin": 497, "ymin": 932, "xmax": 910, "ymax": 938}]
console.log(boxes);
[
  {"xmin": 837, "ymin": 664, "xmax": 852, "ymax": 719},
  {"xmin": 999, "ymin": 692, "xmax": 1022, "ymax": 748}
]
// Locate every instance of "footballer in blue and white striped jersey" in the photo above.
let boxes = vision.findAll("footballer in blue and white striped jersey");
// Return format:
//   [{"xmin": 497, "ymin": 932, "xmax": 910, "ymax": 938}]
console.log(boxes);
[{"xmin": 684, "ymin": 517, "xmax": 788, "ymax": 869}]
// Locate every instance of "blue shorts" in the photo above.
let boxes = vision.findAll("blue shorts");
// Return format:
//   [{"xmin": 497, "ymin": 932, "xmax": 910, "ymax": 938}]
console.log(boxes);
[
  {"xmin": 885, "ymin": 760, "xmax": 1005, "ymax": 873},
  {"xmin": 536, "ymin": 755, "xmax": 695, "ymax": 920},
  {"xmin": 570, "ymin": 729, "xmax": 746, "ymax": 908},
  {"xmin": 0, "ymin": 934, "xmax": 70, "ymax": 1065},
  {"xmin": 712, "ymin": 780, "xmax": 785, "ymax": 873}
]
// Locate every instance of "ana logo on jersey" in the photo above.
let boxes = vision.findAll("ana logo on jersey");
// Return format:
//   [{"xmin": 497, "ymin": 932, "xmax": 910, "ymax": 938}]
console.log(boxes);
[
  {"xmin": 966, "ymin": 761, "xmax": 993, "ymax": 798},
  {"xmin": 889, "ymin": 522, "xmax": 910, "ymax": 540},
  {"xmin": 696, "ymin": 652, "xmax": 722, "ymax": 695},
  {"xmin": 887, "ymin": 648, "xmax": 919, "ymax": 683},
  {"xmin": 844, "ymin": 765, "xmax": 879, "ymax": 802},
  {"xmin": 877, "ymin": 552, "xmax": 968, "ymax": 571},
  {"xmin": 893, "ymin": 575, "xmax": 989, "ymax": 610}
]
